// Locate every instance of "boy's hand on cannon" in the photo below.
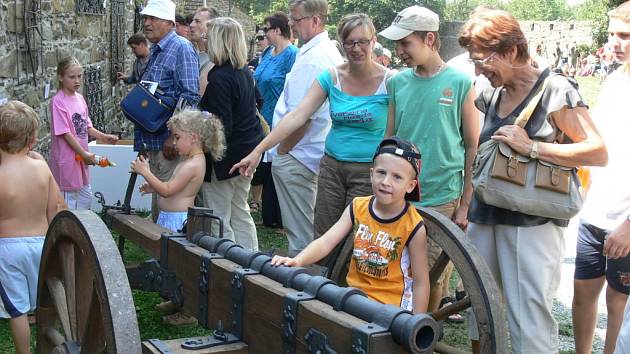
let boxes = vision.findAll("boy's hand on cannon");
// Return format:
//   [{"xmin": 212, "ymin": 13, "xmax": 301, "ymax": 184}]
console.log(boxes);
[
  {"xmin": 139, "ymin": 182, "xmax": 154, "ymax": 195},
  {"xmin": 229, "ymin": 150, "xmax": 262, "ymax": 177},
  {"xmin": 130, "ymin": 155, "xmax": 150, "ymax": 176},
  {"xmin": 116, "ymin": 72, "xmax": 128, "ymax": 81},
  {"xmin": 271, "ymin": 255, "xmax": 299, "ymax": 267}
]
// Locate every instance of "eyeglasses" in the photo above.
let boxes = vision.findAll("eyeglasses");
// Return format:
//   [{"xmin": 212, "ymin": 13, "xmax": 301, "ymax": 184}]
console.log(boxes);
[
  {"xmin": 290, "ymin": 16, "xmax": 311, "ymax": 23},
  {"xmin": 256, "ymin": 35, "xmax": 265, "ymax": 41},
  {"xmin": 342, "ymin": 38, "xmax": 372, "ymax": 49},
  {"xmin": 468, "ymin": 52, "xmax": 497, "ymax": 66}
]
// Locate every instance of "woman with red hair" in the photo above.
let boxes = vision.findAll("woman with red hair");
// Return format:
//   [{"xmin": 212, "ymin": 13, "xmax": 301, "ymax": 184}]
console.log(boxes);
[{"xmin": 458, "ymin": 8, "xmax": 607, "ymax": 354}]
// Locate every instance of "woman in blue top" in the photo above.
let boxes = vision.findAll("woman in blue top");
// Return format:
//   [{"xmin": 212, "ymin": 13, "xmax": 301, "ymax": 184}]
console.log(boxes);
[
  {"xmin": 254, "ymin": 12, "xmax": 298, "ymax": 126},
  {"xmin": 232, "ymin": 13, "xmax": 392, "ymax": 242},
  {"xmin": 249, "ymin": 12, "xmax": 298, "ymax": 226}
]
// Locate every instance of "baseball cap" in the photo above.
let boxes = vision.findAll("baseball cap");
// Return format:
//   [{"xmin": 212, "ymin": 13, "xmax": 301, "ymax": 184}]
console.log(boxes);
[
  {"xmin": 373, "ymin": 136, "xmax": 422, "ymax": 201},
  {"xmin": 379, "ymin": 6, "xmax": 439, "ymax": 41},
  {"xmin": 140, "ymin": 0, "xmax": 176, "ymax": 23}
]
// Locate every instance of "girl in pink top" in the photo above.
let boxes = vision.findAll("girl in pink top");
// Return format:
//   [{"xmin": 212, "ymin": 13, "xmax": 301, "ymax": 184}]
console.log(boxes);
[{"xmin": 49, "ymin": 56, "xmax": 118, "ymax": 209}]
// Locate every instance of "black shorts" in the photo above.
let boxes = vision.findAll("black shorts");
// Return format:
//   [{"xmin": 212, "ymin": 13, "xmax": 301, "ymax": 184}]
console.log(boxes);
[{"xmin": 574, "ymin": 220, "xmax": 630, "ymax": 294}]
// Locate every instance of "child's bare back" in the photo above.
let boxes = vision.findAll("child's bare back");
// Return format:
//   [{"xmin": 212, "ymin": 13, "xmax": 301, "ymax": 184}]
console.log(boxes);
[{"xmin": 0, "ymin": 152, "xmax": 62, "ymax": 238}]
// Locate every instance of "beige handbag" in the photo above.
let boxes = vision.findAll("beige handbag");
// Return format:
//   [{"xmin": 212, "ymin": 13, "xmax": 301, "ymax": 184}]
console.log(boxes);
[{"xmin": 472, "ymin": 75, "xmax": 584, "ymax": 219}]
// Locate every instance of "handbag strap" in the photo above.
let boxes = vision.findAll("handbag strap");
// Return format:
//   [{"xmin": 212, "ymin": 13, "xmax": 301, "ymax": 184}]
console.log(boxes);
[{"xmin": 513, "ymin": 74, "xmax": 552, "ymax": 129}]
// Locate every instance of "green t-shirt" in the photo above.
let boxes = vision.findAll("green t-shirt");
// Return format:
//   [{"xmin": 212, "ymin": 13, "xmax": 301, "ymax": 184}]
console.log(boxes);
[{"xmin": 388, "ymin": 66, "xmax": 473, "ymax": 206}]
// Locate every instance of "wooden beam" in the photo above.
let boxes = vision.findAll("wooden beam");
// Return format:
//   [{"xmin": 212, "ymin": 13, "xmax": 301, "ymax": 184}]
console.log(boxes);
[{"xmin": 111, "ymin": 213, "xmax": 169, "ymax": 259}]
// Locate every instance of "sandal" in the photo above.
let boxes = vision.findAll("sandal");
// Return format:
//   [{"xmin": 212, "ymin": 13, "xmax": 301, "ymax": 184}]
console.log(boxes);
[
  {"xmin": 249, "ymin": 201, "xmax": 261, "ymax": 213},
  {"xmin": 439, "ymin": 296, "xmax": 465, "ymax": 323}
]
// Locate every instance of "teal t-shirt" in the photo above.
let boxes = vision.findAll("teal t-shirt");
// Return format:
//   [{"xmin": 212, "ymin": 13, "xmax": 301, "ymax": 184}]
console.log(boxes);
[
  {"xmin": 316, "ymin": 70, "xmax": 389, "ymax": 162},
  {"xmin": 387, "ymin": 66, "xmax": 473, "ymax": 206}
]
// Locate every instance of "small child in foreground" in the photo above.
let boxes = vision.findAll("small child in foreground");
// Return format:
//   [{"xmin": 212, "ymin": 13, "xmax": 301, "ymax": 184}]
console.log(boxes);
[
  {"xmin": 0, "ymin": 101, "xmax": 65, "ymax": 354},
  {"xmin": 130, "ymin": 109, "xmax": 225, "ymax": 326},
  {"xmin": 272, "ymin": 137, "xmax": 430, "ymax": 313},
  {"xmin": 131, "ymin": 109, "xmax": 226, "ymax": 233}
]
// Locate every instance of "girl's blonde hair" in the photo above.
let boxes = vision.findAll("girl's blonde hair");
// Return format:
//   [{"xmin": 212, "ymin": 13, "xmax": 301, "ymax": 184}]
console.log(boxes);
[
  {"xmin": 206, "ymin": 17, "xmax": 248, "ymax": 69},
  {"xmin": 56, "ymin": 56, "xmax": 82, "ymax": 88},
  {"xmin": 167, "ymin": 110, "xmax": 226, "ymax": 160}
]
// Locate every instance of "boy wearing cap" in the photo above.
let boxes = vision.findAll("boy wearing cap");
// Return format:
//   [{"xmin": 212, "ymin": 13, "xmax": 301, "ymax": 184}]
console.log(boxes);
[
  {"xmin": 380, "ymin": 5, "xmax": 479, "ymax": 312},
  {"xmin": 272, "ymin": 137, "xmax": 430, "ymax": 313}
]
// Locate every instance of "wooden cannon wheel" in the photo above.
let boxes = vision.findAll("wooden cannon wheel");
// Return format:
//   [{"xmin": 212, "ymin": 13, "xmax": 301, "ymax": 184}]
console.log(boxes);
[
  {"xmin": 327, "ymin": 207, "xmax": 509, "ymax": 354},
  {"xmin": 36, "ymin": 210, "xmax": 141, "ymax": 354}
]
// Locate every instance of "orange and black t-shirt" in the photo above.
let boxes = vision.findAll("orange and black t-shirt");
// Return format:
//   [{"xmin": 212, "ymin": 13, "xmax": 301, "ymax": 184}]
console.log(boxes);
[{"xmin": 346, "ymin": 196, "xmax": 424, "ymax": 311}]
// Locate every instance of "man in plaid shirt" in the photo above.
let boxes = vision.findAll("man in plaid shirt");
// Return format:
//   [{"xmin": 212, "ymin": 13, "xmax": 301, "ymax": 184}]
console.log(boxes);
[{"xmin": 138, "ymin": 0, "xmax": 200, "ymax": 221}]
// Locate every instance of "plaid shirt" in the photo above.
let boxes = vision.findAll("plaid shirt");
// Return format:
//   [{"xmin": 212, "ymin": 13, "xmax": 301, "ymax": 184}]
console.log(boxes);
[{"xmin": 134, "ymin": 30, "xmax": 200, "ymax": 151}]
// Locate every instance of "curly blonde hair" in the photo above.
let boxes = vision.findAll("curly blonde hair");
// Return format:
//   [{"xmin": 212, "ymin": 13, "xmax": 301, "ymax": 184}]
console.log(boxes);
[{"xmin": 167, "ymin": 110, "xmax": 226, "ymax": 161}]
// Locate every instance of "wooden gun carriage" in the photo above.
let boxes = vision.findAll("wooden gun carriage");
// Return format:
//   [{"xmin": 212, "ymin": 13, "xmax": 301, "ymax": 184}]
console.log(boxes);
[{"xmin": 34, "ymin": 202, "xmax": 508, "ymax": 354}]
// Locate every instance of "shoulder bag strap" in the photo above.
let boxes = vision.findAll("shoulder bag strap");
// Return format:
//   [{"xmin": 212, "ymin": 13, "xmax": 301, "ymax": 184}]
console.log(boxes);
[{"xmin": 513, "ymin": 75, "xmax": 552, "ymax": 129}]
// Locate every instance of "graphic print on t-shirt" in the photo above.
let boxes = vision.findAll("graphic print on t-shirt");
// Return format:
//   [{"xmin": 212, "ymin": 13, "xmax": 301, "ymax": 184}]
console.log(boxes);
[
  {"xmin": 352, "ymin": 223, "xmax": 402, "ymax": 278},
  {"xmin": 72, "ymin": 113, "xmax": 88, "ymax": 139}
]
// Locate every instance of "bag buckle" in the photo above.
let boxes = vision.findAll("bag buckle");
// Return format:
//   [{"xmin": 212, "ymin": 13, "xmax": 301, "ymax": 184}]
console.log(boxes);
[
  {"xmin": 550, "ymin": 166, "xmax": 560, "ymax": 185},
  {"xmin": 507, "ymin": 155, "xmax": 519, "ymax": 178}
]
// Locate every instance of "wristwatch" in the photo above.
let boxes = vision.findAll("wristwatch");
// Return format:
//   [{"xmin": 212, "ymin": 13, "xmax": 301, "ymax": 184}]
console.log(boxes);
[{"xmin": 529, "ymin": 141, "xmax": 539, "ymax": 159}]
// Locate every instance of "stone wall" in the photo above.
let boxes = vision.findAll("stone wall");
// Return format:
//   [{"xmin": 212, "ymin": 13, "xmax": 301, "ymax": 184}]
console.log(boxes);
[
  {"xmin": 0, "ymin": 0, "xmax": 255, "ymax": 156},
  {"xmin": 439, "ymin": 20, "xmax": 594, "ymax": 63}
]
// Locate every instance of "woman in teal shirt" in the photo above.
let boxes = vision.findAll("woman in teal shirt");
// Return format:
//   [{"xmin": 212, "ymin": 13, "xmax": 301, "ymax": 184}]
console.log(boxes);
[{"xmin": 232, "ymin": 13, "xmax": 393, "ymax": 240}]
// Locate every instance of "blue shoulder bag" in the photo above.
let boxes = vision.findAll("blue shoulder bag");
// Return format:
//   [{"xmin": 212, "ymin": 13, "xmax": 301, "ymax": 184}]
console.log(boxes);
[{"xmin": 120, "ymin": 84, "xmax": 176, "ymax": 133}]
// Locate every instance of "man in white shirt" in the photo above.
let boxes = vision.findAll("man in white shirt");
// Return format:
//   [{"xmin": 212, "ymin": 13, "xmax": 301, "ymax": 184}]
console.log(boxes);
[{"xmin": 268, "ymin": 0, "xmax": 343, "ymax": 256}]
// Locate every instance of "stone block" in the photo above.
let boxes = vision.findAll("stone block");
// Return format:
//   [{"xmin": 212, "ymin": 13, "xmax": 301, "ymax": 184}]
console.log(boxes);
[
  {"xmin": 0, "ymin": 50, "xmax": 17, "ymax": 78},
  {"xmin": 52, "ymin": 0, "xmax": 74, "ymax": 13},
  {"xmin": 7, "ymin": 3, "xmax": 25, "ymax": 34},
  {"xmin": 43, "ymin": 50, "xmax": 58, "ymax": 70},
  {"xmin": 41, "ymin": 21, "xmax": 52, "ymax": 41},
  {"xmin": 23, "ymin": 86, "xmax": 41, "ymax": 108}
]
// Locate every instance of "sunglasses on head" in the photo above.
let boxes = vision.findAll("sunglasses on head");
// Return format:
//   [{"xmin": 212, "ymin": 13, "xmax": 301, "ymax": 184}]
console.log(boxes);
[{"xmin": 256, "ymin": 35, "xmax": 265, "ymax": 41}]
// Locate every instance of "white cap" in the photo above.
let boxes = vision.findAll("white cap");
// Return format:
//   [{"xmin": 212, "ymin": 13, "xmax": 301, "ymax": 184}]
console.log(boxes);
[
  {"xmin": 382, "ymin": 47, "xmax": 392, "ymax": 59},
  {"xmin": 140, "ymin": 0, "xmax": 176, "ymax": 23},
  {"xmin": 379, "ymin": 6, "xmax": 439, "ymax": 41}
]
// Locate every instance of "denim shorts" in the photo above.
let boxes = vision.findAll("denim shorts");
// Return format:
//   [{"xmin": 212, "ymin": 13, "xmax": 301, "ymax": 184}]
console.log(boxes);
[{"xmin": 574, "ymin": 220, "xmax": 630, "ymax": 294}]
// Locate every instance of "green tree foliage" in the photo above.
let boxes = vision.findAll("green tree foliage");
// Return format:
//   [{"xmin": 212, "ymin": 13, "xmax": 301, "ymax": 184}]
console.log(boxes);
[
  {"xmin": 443, "ymin": 0, "xmax": 505, "ymax": 21},
  {"xmin": 575, "ymin": 0, "xmax": 627, "ymax": 47},
  {"xmin": 505, "ymin": 0, "xmax": 572, "ymax": 21},
  {"xmin": 230, "ymin": 0, "xmax": 445, "ymax": 33}
]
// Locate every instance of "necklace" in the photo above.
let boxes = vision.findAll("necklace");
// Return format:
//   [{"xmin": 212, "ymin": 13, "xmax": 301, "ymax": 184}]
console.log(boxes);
[
  {"xmin": 188, "ymin": 151, "xmax": 205, "ymax": 159},
  {"xmin": 415, "ymin": 62, "xmax": 446, "ymax": 78}
]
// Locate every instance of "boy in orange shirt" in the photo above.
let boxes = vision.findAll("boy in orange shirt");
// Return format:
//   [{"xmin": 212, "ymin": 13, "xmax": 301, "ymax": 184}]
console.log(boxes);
[{"xmin": 272, "ymin": 137, "xmax": 429, "ymax": 313}]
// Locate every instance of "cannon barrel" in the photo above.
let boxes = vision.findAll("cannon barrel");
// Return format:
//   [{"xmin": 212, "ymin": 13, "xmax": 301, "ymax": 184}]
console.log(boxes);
[{"xmin": 191, "ymin": 232, "xmax": 439, "ymax": 354}]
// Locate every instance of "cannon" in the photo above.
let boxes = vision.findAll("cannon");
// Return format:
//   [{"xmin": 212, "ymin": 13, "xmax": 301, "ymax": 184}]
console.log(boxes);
[{"xmin": 35, "ymin": 204, "xmax": 508, "ymax": 354}]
